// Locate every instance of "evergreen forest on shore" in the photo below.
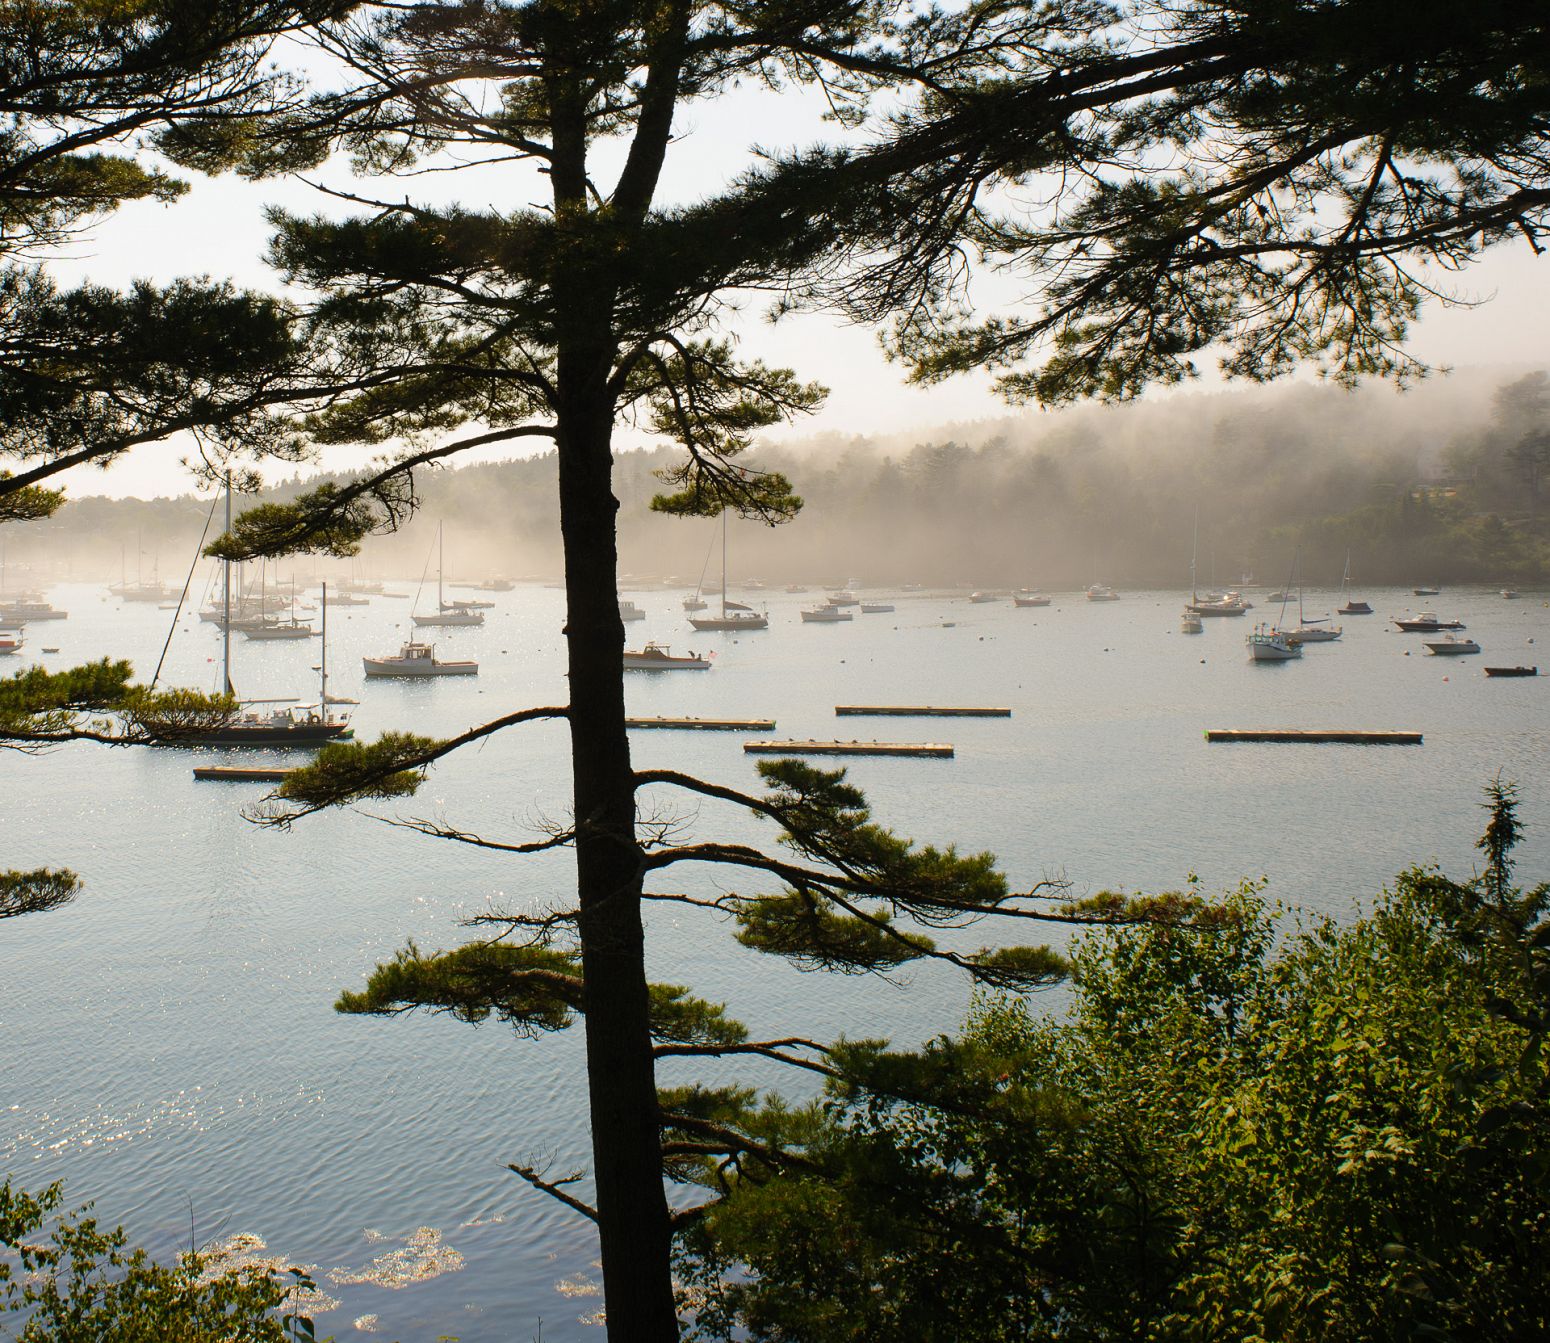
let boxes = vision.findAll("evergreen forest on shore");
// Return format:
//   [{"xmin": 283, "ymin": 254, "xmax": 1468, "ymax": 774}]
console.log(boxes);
[{"xmin": 13, "ymin": 370, "xmax": 1550, "ymax": 592}]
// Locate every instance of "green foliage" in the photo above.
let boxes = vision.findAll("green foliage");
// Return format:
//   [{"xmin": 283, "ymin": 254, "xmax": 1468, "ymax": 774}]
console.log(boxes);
[
  {"xmin": 0, "ymin": 868, "xmax": 81, "ymax": 920},
  {"xmin": 0, "ymin": 1180, "xmax": 296, "ymax": 1342},
  {"xmin": 734, "ymin": 890, "xmax": 937, "ymax": 974},
  {"xmin": 865, "ymin": 1, "xmax": 1550, "ymax": 405},
  {"xmin": 275, "ymin": 732, "xmax": 441, "ymax": 808},
  {"xmin": 120, "ymin": 687, "xmax": 242, "ymax": 740},
  {"xmin": 0, "ymin": 473, "xmax": 65, "ymax": 523},
  {"xmin": 336, "ymin": 942, "xmax": 584, "ymax": 1037},
  {"xmin": 205, "ymin": 485, "xmax": 387, "ymax": 560},
  {"xmin": 685, "ymin": 803, "xmax": 1550, "ymax": 1341}
]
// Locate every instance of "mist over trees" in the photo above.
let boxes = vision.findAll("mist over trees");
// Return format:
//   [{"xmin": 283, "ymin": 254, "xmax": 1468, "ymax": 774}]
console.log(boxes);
[{"xmin": 12, "ymin": 371, "xmax": 1550, "ymax": 589}]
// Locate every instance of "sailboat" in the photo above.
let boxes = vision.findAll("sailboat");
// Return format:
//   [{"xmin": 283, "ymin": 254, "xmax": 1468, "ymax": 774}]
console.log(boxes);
[
  {"xmin": 159, "ymin": 484, "xmax": 351, "ymax": 746},
  {"xmin": 1247, "ymin": 554, "xmax": 1303, "ymax": 662},
  {"xmin": 243, "ymin": 567, "xmax": 316, "ymax": 640},
  {"xmin": 413, "ymin": 523, "xmax": 485, "ymax": 627},
  {"xmin": 1337, "ymin": 551, "xmax": 1373, "ymax": 614},
  {"xmin": 682, "ymin": 525, "xmax": 714, "ymax": 611},
  {"xmin": 1274, "ymin": 586, "xmax": 1341, "ymax": 643},
  {"xmin": 688, "ymin": 509, "xmax": 768, "ymax": 631}
]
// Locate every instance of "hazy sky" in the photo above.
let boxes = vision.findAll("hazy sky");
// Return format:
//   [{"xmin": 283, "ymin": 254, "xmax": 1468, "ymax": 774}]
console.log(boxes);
[{"xmin": 41, "ymin": 68, "xmax": 1550, "ymax": 500}]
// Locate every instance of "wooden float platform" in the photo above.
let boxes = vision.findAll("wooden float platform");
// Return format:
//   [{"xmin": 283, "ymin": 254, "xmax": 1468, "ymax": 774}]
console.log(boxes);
[
  {"xmin": 743, "ymin": 739, "xmax": 954, "ymax": 758},
  {"xmin": 834, "ymin": 705, "xmax": 1011, "ymax": 718},
  {"xmin": 192, "ymin": 765, "xmax": 293, "ymax": 782},
  {"xmin": 626, "ymin": 716, "xmax": 776, "ymax": 731},
  {"xmin": 1205, "ymin": 729, "xmax": 1422, "ymax": 745}
]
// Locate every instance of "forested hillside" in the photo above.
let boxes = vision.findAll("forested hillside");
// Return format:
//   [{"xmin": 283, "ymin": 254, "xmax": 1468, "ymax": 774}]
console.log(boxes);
[{"xmin": 10, "ymin": 371, "xmax": 1550, "ymax": 589}]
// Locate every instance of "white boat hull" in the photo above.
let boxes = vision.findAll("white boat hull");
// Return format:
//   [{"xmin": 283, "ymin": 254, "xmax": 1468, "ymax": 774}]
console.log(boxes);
[
  {"xmin": 243, "ymin": 624, "xmax": 315, "ymax": 640},
  {"xmin": 689, "ymin": 614, "xmax": 768, "ymax": 631},
  {"xmin": 801, "ymin": 608, "xmax": 852, "ymax": 622},
  {"xmin": 413, "ymin": 612, "xmax": 485, "ymax": 627},
  {"xmin": 363, "ymin": 656, "xmax": 478, "ymax": 676}
]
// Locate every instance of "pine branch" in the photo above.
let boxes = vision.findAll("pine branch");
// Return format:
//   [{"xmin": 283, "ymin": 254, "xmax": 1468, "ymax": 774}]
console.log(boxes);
[{"xmin": 507, "ymin": 1163, "xmax": 598, "ymax": 1223}]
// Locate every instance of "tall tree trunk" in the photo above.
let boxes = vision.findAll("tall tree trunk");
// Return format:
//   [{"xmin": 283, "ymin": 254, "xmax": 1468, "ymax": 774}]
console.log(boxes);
[{"xmin": 556, "ymin": 357, "xmax": 679, "ymax": 1341}]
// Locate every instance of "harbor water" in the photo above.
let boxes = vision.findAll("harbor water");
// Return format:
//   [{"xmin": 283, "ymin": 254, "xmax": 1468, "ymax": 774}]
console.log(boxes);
[{"xmin": 5, "ymin": 582, "xmax": 1550, "ymax": 1338}]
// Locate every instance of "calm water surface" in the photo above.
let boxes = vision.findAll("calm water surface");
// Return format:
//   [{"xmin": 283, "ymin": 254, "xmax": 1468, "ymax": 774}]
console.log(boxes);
[{"xmin": 5, "ymin": 581, "xmax": 1550, "ymax": 1338}]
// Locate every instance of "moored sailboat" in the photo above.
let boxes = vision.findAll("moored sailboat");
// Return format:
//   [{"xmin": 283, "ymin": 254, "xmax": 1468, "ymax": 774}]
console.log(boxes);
[
  {"xmin": 688, "ymin": 510, "xmax": 768, "ymax": 631},
  {"xmin": 413, "ymin": 524, "xmax": 486, "ymax": 627}
]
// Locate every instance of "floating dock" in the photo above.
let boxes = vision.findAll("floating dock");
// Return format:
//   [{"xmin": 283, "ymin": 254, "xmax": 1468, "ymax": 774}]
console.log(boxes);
[
  {"xmin": 1205, "ymin": 729, "xmax": 1422, "ymax": 745},
  {"xmin": 626, "ymin": 716, "xmax": 776, "ymax": 731},
  {"xmin": 192, "ymin": 765, "xmax": 293, "ymax": 782},
  {"xmin": 743, "ymin": 739, "xmax": 954, "ymax": 758},
  {"xmin": 834, "ymin": 705, "xmax": 1011, "ymax": 718}
]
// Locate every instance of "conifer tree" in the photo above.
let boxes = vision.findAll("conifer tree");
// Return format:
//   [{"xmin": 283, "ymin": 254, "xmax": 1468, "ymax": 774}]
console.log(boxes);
[{"xmin": 197, "ymin": 4, "xmax": 1550, "ymax": 1336}]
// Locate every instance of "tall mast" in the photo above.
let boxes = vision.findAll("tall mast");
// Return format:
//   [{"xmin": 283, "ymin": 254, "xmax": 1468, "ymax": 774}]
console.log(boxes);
[
  {"xmin": 720, "ymin": 507, "xmax": 728, "ymax": 617},
  {"xmin": 320, "ymin": 581, "xmax": 328, "ymax": 709},
  {"xmin": 1190, "ymin": 508, "xmax": 1199, "ymax": 603},
  {"xmin": 222, "ymin": 474, "xmax": 233, "ymax": 696},
  {"xmin": 438, "ymin": 522, "xmax": 445, "ymax": 611}
]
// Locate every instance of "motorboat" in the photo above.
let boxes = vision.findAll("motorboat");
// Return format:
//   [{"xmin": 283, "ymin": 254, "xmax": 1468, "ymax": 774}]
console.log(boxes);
[
  {"xmin": 1394, "ymin": 612, "xmax": 1465, "ymax": 632},
  {"xmin": 1188, "ymin": 592, "xmax": 1251, "ymax": 616},
  {"xmin": 1086, "ymin": 584, "xmax": 1121, "ymax": 601},
  {"xmin": 801, "ymin": 604, "xmax": 853, "ymax": 622},
  {"xmin": 363, "ymin": 639, "xmax": 478, "ymax": 677},
  {"xmin": 1413, "ymin": 585, "xmax": 1441, "ymax": 596},
  {"xmin": 619, "ymin": 599, "xmax": 647, "ymax": 621},
  {"xmin": 1502, "ymin": 590, "xmax": 1522, "ymax": 600},
  {"xmin": 859, "ymin": 602, "xmax": 895, "ymax": 614},
  {"xmin": 447, "ymin": 597, "xmax": 493, "ymax": 610},
  {"xmin": 1485, "ymin": 666, "xmax": 1538, "ymax": 677},
  {"xmin": 1013, "ymin": 591, "xmax": 1051, "ymax": 607},
  {"xmin": 969, "ymin": 591, "xmax": 999, "ymax": 603},
  {"xmin": 824, "ymin": 592, "xmax": 860, "ymax": 607},
  {"xmin": 0, "ymin": 597, "xmax": 66, "ymax": 622},
  {"xmin": 1423, "ymin": 635, "xmax": 1481, "ymax": 656},
  {"xmin": 682, "ymin": 594, "xmax": 708, "ymax": 611},
  {"xmin": 622, "ymin": 642, "xmax": 710, "ymax": 670},
  {"xmin": 0, "ymin": 628, "xmax": 23, "ymax": 655},
  {"xmin": 1181, "ymin": 611, "xmax": 1204, "ymax": 634},
  {"xmin": 1247, "ymin": 624, "xmax": 1302, "ymax": 661}
]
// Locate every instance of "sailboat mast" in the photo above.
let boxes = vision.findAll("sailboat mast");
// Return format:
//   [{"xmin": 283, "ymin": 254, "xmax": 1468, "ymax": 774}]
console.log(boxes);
[
  {"xmin": 438, "ymin": 523, "xmax": 445, "ymax": 611},
  {"xmin": 1191, "ymin": 509, "xmax": 1199, "ymax": 603},
  {"xmin": 720, "ymin": 507, "xmax": 728, "ymax": 618},
  {"xmin": 320, "ymin": 581, "xmax": 328, "ymax": 708},
  {"xmin": 222, "ymin": 475, "xmax": 233, "ymax": 696}
]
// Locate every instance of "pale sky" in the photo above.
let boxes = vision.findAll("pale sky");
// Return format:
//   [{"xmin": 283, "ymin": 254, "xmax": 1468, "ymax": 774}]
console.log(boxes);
[{"xmin": 39, "ymin": 74, "xmax": 1550, "ymax": 500}]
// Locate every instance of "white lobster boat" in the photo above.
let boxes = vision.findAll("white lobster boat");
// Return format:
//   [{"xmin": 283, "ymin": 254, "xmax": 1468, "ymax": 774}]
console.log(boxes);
[
  {"xmin": 623, "ymin": 643, "xmax": 710, "ymax": 670},
  {"xmin": 1247, "ymin": 624, "xmax": 1302, "ymax": 661},
  {"xmin": 801, "ymin": 604, "xmax": 853, "ymax": 623},
  {"xmin": 363, "ymin": 640, "xmax": 478, "ymax": 677}
]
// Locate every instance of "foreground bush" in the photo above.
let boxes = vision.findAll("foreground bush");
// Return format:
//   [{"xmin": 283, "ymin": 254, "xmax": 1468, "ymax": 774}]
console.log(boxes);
[{"xmin": 681, "ymin": 785, "xmax": 1550, "ymax": 1342}]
